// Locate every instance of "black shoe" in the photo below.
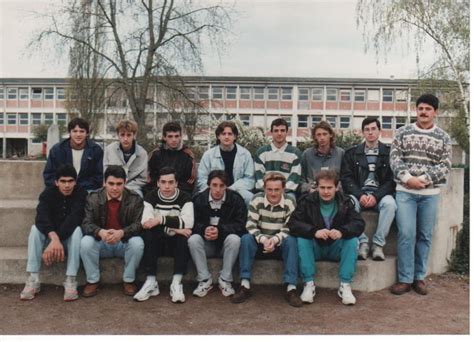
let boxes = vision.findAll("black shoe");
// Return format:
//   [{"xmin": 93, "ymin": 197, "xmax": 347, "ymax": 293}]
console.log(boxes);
[
  {"xmin": 231, "ymin": 286, "xmax": 251, "ymax": 304},
  {"xmin": 285, "ymin": 289, "xmax": 303, "ymax": 307}
]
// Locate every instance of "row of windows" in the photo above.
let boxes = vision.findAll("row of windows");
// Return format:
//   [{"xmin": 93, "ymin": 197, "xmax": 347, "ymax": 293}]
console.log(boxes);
[
  {"xmin": 0, "ymin": 113, "xmax": 67, "ymax": 126},
  {"xmin": 188, "ymin": 86, "xmax": 294, "ymax": 101},
  {"xmin": 0, "ymin": 87, "xmax": 66, "ymax": 100},
  {"xmin": 298, "ymin": 88, "xmax": 408, "ymax": 103}
]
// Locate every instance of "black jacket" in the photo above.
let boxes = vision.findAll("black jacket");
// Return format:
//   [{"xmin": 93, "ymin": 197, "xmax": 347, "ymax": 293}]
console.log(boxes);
[
  {"xmin": 43, "ymin": 138, "xmax": 104, "ymax": 191},
  {"xmin": 35, "ymin": 185, "xmax": 88, "ymax": 241},
  {"xmin": 192, "ymin": 189, "xmax": 248, "ymax": 243},
  {"xmin": 82, "ymin": 188, "xmax": 144, "ymax": 241},
  {"xmin": 288, "ymin": 192, "xmax": 364, "ymax": 245},
  {"xmin": 340, "ymin": 142, "xmax": 395, "ymax": 202}
]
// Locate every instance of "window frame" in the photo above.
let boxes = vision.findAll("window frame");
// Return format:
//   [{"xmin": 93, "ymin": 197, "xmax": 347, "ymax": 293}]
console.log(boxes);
[
  {"xmin": 253, "ymin": 87, "xmax": 265, "ymax": 100},
  {"xmin": 239, "ymin": 87, "xmax": 251, "ymax": 100},
  {"xmin": 326, "ymin": 88, "xmax": 337, "ymax": 102},
  {"xmin": 7, "ymin": 113, "xmax": 17, "ymax": 125},
  {"xmin": 383, "ymin": 89, "xmax": 394, "ymax": 102},
  {"xmin": 212, "ymin": 86, "xmax": 224, "ymax": 100},
  {"xmin": 281, "ymin": 87, "xmax": 292, "ymax": 100},
  {"xmin": 225, "ymin": 86, "xmax": 237, "ymax": 100},
  {"xmin": 298, "ymin": 88, "xmax": 309, "ymax": 101},
  {"xmin": 382, "ymin": 116, "xmax": 393, "ymax": 129},
  {"xmin": 31, "ymin": 88, "xmax": 43, "ymax": 100},
  {"xmin": 339, "ymin": 89, "xmax": 352, "ymax": 102},
  {"xmin": 354, "ymin": 90, "xmax": 366, "ymax": 102},
  {"xmin": 340, "ymin": 116, "xmax": 351, "ymax": 129},
  {"xmin": 267, "ymin": 87, "xmax": 279, "ymax": 101},
  {"xmin": 298, "ymin": 115, "xmax": 308, "ymax": 128},
  {"xmin": 311, "ymin": 88, "xmax": 324, "ymax": 101},
  {"xmin": 7, "ymin": 88, "xmax": 18, "ymax": 100},
  {"xmin": 19, "ymin": 88, "xmax": 29, "ymax": 100},
  {"xmin": 19, "ymin": 113, "xmax": 29, "ymax": 126}
]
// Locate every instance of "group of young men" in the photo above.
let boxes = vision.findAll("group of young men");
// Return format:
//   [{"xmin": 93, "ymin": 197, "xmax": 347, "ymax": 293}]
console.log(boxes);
[{"xmin": 21, "ymin": 93, "xmax": 452, "ymax": 308}]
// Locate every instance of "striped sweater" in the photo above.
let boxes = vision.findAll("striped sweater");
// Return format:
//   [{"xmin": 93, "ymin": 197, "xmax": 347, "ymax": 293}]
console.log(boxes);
[
  {"xmin": 254, "ymin": 143, "xmax": 302, "ymax": 193},
  {"xmin": 390, "ymin": 123, "xmax": 452, "ymax": 195},
  {"xmin": 141, "ymin": 189, "xmax": 194, "ymax": 236},
  {"xmin": 246, "ymin": 192, "xmax": 296, "ymax": 246}
]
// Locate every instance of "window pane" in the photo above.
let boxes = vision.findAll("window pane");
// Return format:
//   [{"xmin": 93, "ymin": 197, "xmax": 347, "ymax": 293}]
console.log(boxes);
[
  {"xmin": 340, "ymin": 90, "xmax": 351, "ymax": 102},
  {"xmin": 281, "ymin": 87, "xmax": 292, "ymax": 100},
  {"xmin": 19, "ymin": 113, "xmax": 29, "ymax": 125},
  {"xmin": 253, "ymin": 87, "xmax": 264, "ymax": 100},
  {"xmin": 326, "ymin": 89, "xmax": 337, "ymax": 101},
  {"xmin": 354, "ymin": 90, "xmax": 366, "ymax": 102},
  {"xmin": 312, "ymin": 115, "xmax": 323, "ymax": 126},
  {"xmin": 0, "ymin": 113, "xmax": 4, "ymax": 125},
  {"xmin": 44, "ymin": 87, "xmax": 54, "ymax": 100},
  {"xmin": 57, "ymin": 113, "xmax": 67, "ymax": 126},
  {"xmin": 226, "ymin": 87, "xmax": 237, "ymax": 100},
  {"xmin": 240, "ymin": 87, "xmax": 251, "ymax": 100},
  {"xmin": 326, "ymin": 115, "xmax": 337, "ymax": 128},
  {"xmin": 57, "ymin": 88, "xmax": 66, "ymax": 100},
  {"xmin": 198, "ymin": 86, "xmax": 209, "ymax": 100},
  {"xmin": 312, "ymin": 88, "xmax": 323, "ymax": 101},
  {"xmin": 7, "ymin": 88, "xmax": 17, "ymax": 99},
  {"xmin": 32, "ymin": 88, "xmax": 42, "ymax": 100},
  {"xmin": 382, "ymin": 116, "xmax": 393, "ymax": 129},
  {"xmin": 281, "ymin": 116, "xmax": 292, "ymax": 128},
  {"xmin": 212, "ymin": 87, "xmax": 223, "ymax": 99},
  {"xmin": 0, "ymin": 88, "xmax": 4, "ymax": 100},
  {"xmin": 19, "ymin": 88, "xmax": 29, "ymax": 100},
  {"xmin": 267, "ymin": 87, "xmax": 279, "ymax": 100},
  {"xmin": 31, "ymin": 113, "xmax": 42, "ymax": 125},
  {"xmin": 298, "ymin": 115, "xmax": 308, "ymax": 128},
  {"xmin": 340, "ymin": 116, "xmax": 351, "ymax": 128},
  {"xmin": 299, "ymin": 88, "xmax": 309, "ymax": 101},
  {"xmin": 367, "ymin": 89, "xmax": 380, "ymax": 101},
  {"xmin": 44, "ymin": 113, "xmax": 54, "ymax": 125},
  {"xmin": 240, "ymin": 114, "xmax": 250, "ymax": 126},
  {"xmin": 7, "ymin": 113, "xmax": 17, "ymax": 125},
  {"xmin": 396, "ymin": 117, "xmax": 406, "ymax": 129},
  {"xmin": 383, "ymin": 89, "xmax": 393, "ymax": 102}
]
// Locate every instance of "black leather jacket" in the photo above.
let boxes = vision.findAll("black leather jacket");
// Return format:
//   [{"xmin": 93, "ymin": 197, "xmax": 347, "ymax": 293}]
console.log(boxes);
[{"xmin": 340, "ymin": 142, "xmax": 395, "ymax": 202}]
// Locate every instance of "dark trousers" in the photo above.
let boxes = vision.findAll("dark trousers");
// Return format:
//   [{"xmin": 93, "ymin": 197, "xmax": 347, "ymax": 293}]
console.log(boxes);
[{"xmin": 142, "ymin": 229, "xmax": 189, "ymax": 276}]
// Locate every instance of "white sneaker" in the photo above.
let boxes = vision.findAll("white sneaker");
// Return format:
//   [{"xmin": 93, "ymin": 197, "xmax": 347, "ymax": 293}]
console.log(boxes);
[
  {"xmin": 338, "ymin": 283, "xmax": 356, "ymax": 305},
  {"xmin": 300, "ymin": 282, "xmax": 316, "ymax": 303},
  {"xmin": 63, "ymin": 278, "xmax": 79, "ymax": 302},
  {"xmin": 133, "ymin": 280, "xmax": 160, "ymax": 302},
  {"xmin": 20, "ymin": 276, "xmax": 40, "ymax": 301},
  {"xmin": 170, "ymin": 283, "xmax": 185, "ymax": 303},
  {"xmin": 193, "ymin": 278, "xmax": 213, "ymax": 298},
  {"xmin": 218, "ymin": 277, "xmax": 235, "ymax": 297}
]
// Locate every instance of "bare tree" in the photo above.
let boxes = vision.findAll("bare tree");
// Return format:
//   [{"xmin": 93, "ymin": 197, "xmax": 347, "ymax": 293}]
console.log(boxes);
[
  {"xmin": 356, "ymin": 0, "xmax": 469, "ymax": 151},
  {"xmin": 32, "ymin": 0, "xmax": 234, "ymax": 147}
]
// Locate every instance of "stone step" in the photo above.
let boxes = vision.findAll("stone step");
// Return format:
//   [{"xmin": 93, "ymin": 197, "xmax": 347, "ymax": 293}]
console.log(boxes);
[
  {"xmin": 0, "ymin": 161, "xmax": 45, "ymax": 200},
  {"xmin": 0, "ymin": 200, "xmax": 37, "ymax": 247},
  {"xmin": 0, "ymin": 247, "xmax": 396, "ymax": 292}
]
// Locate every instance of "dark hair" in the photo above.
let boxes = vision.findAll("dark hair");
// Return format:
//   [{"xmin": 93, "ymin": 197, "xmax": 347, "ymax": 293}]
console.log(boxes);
[
  {"xmin": 162, "ymin": 121, "xmax": 182, "ymax": 136},
  {"xmin": 157, "ymin": 166, "xmax": 177, "ymax": 181},
  {"xmin": 361, "ymin": 117, "xmax": 381, "ymax": 130},
  {"xmin": 316, "ymin": 169, "xmax": 339, "ymax": 186},
  {"xmin": 311, "ymin": 121, "xmax": 336, "ymax": 148},
  {"xmin": 207, "ymin": 170, "xmax": 229, "ymax": 186},
  {"xmin": 55, "ymin": 164, "xmax": 77, "ymax": 181},
  {"xmin": 416, "ymin": 94, "xmax": 439, "ymax": 110},
  {"xmin": 104, "ymin": 165, "xmax": 127, "ymax": 181},
  {"xmin": 215, "ymin": 121, "xmax": 238, "ymax": 144},
  {"xmin": 67, "ymin": 117, "xmax": 90, "ymax": 134},
  {"xmin": 270, "ymin": 118, "xmax": 288, "ymax": 132}
]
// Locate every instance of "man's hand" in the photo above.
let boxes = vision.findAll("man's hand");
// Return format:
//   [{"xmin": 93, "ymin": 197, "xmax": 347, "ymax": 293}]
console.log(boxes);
[
  {"xmin": 315, "ymin": 229, "xmax": 331, "ymax": 240},
  {"xmin": 143, "ymin": 216, "xmax": 162, "ymax": 229},
  {"xmin": 204, "ymin": 226, "xmax": 219, "ymax": 241},
  {"xmin": 105, "ymin": 229, "xmax": 124, "ymax": 244},
  {"xmin": 42, "ymin": 232, "xmax": 64, "ymax": 266},
  {"xmin": 263, "ymin": 237, "xmax": 277, "ymax": 253},
  {"xmin": 405, "ymin": 177, "xmax": 427, "ymax": 190},
  {"xmin": 174, "ymin": 228, "xmax": 192, "ymax": 239},
  {"xmin": 328, "ymin": 229, "xmax": 342, "ymax": 240}
]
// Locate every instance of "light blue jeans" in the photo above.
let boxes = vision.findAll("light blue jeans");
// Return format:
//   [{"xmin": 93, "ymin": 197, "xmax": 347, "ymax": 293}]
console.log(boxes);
[
  {"xmin": 350, "ymin": 194, "xmax": 397, "ymax": 247},
  {"xmin": 80, "ymin": 235, "xmax": 144, "ymax": 283},
  {"xmin": 395, "ymin": 191, "xmax": 439, "ymax": 283},
  {"xmin": 26, "ymin": 225, "xmax": 83, "ymax": 277},
  {"xmin": 297, "ymin": 237, "xmax": 358, "ymax": 283}
]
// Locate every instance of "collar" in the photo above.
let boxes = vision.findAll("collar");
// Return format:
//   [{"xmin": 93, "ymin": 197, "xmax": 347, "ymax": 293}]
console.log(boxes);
[
  {"xmin": 271, "ymin": 142, "xmax": 288, "ymax": 152},
  {"xmin": 314, "ymin": 146, "xmax": 333, "ymax": 157},
  {"xmin": 106, "ymin": 193, "xmax": 122, "ymax": 202},
  {"xmin": 264, "ymin": 194, "xmax": 285, "ymax": 209},
  {"xmin": 208, "ymin": 191, "xmax": 226, "ymax": 204},
  {"xmin": 163, "ymin": 141, "xmax": 183, "ymax": 151},
  {"xmin": 158, "ymin": 189, "xmax": 179, "ymax": 202}
]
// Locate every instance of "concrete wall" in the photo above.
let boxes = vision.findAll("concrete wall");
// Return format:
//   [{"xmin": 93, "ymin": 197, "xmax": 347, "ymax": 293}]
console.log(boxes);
[{"xmin": 0, "ymin": 160, "xmax": 45, "ymax": 200}]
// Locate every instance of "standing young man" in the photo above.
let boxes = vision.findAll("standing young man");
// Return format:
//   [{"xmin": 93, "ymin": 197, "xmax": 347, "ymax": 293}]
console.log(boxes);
[
  {"xmin": 389, "ymin": 94, "xmax": 451, "ymax": 296},
  {"xmin": 301, "ymin": 121, "xmax": 344, "ymax": 193},
  {"xmin": 188, "ymin": 170, "xmax": 247, "ymax": 297},
  {"xmin": 104, "ymin": 119, "xmax": 148, "ymax": 197},
  {"xmin": 134, "ymin": 167, "xmax": 194, "ymax": 303},
  {"xmin": 147, "ymin": 121, "xmax": 196, "ymax": 195},
  {"xmin": 20, "ymin": 164, "xmax": 87, "ymax": 302},
  {"xmin": 197, "ymin": 121, "xmax": 255, "ymax": 205},
  {"xmin": 80, "ymin": 165, "xmax": 145, "ymax": 297},
  {"xmin": 341, "ymin": 117, "xmax": 396, "ymax": 260},
  {"xmin": 255, "ymin": 118, "xmax": 302, "ymax": 201},
  {"xmin": 44, "ymin": 117, "xmax": 103, "ymax": 191},
  {"xmin": 231, "ymin": 172, "xmax": 302, "ymax": 307},
  {"xmin": 289, "ymin": 170, "xmax": 365, "ymax": 305}
]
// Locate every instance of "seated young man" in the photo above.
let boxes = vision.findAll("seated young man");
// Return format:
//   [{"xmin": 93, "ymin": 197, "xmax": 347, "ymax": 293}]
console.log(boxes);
[
  {"xmin": 44, "ymin": 117, "xmax": 103, "ymax": 191},
  {"xmin": 188, "ymin": 170, "xmax": 247, "ymax": 297},
  {"xmin": 20, "ymin": 164, "xmax": 87, "ymax": 302},
  {"xmin": 103, "ymin": 119, "xmax": 148, "ymax": 197},
  {"xmin": 80, "ymin": 165, "xmax": 145, "ymax": 297},
  {"xmin": 134, "ymin": 167, "xmax": 194, "ymax": 303},
  {"xmin": 288, "ymin": 170, "xmax": 365, "ymax": 305},
  {"xmin": 231, "ymin": 172, "xmax": 302, "ymax": 307}
]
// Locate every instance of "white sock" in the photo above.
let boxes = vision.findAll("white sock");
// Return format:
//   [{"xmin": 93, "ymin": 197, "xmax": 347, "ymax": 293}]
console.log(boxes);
[
  {"xmin": 305, "ymin": 280, "xmax": 315, "ymax": 287},
  {"xmin": 172, "ymin": 274, "xmax": 183, "ymax": 285},
  {"xmin": 287, "ymin": 284, "xmax": 296, "ymax": 292},
  {"xmin": 241, "ymin": 279, "xmax": 250, "ymax": 289},
  {"xmin": 65, "ymin": 276, "xmax": 76, "ymax": 283},
  {"xmin": 340, "ymin": 282, "xmax": 350, "ymax": 287},
  {"xmin": 146, "ymin": 275, "xmax": 157, "ymax": 283},
  {"xmin": 29, "ymin": 272, "xmax": 39, "ymax": 282}
]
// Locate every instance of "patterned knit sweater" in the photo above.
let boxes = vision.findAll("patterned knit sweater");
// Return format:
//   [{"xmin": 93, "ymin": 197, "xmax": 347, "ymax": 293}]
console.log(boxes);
[
  {"xmin": 390, "ymin": 123, "xmax": 451, "ymax": 195},
  {"xmin": 254, "ymin": 143, "xmax": 302, "ymax": 193},
  {"xmin": 246, "ymin": 192, "xmax": 296, "ymax": 246}
]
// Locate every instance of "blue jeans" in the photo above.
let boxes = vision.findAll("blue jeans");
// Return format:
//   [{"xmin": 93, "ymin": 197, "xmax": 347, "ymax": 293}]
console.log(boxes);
[
  {"xmin": 350, "ymin": 194, "xmax": 397, "ymax": 246},
  {"xmin": 26, "ymin": 225, "xmax": 83, "ymax": 277},
  {"xmin": 395, "ymin": 191, "xmax": 439, "ymax": 283},
  {"xmin": 239, "ymin": 233, "xmax": 298, "ymax": 285},
  {"xmin": 297, "ymin": 237, "xmax": 358, "ymax": 283},
  {"xmin": 80, "ymin": 235, "xmax": 144, "ymax": 283}
]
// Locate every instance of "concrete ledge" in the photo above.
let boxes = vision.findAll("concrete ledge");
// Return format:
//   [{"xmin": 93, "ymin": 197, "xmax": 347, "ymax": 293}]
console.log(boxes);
[
  {"xmin": 0, "ymin": 247, "xmax": 396, "ymax": 292},
  {"xmin": 0, "ymin": 161, "xmax": 45, "ymax": 200},
  {"xmin": 0, "ymin": 200, "xmax": 37, "ymax": 247}
]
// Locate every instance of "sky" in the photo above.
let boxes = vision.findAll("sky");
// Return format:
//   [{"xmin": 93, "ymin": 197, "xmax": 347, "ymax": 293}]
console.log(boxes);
[{"xmin": 0, "ymin": 0, "xmax": 436, "ymax": 79}]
